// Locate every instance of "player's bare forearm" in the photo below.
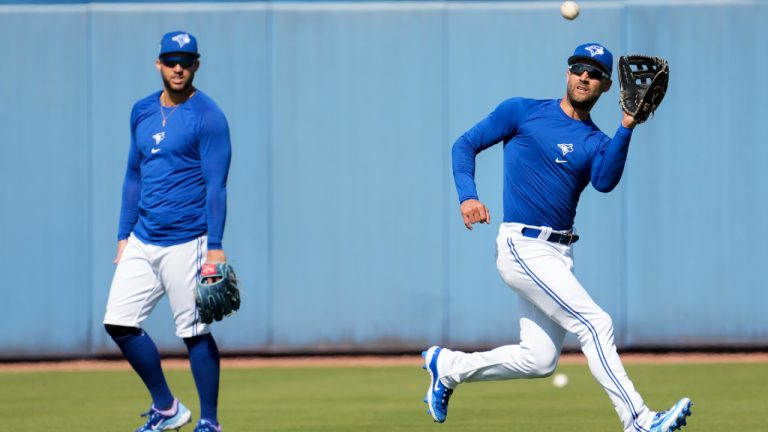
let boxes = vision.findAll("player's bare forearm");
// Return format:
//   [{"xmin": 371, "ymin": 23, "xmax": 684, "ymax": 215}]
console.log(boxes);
[
  {"xmin": 206, "ymin": 249, "xmax": 227, "ymax": 264},
  {"xmin": 460, "ymin": 199, "xmax": 491, "ymax": 230},
  {"xmin": 114, "ymin": 239, "xmax": 128, "ymax": 264}
]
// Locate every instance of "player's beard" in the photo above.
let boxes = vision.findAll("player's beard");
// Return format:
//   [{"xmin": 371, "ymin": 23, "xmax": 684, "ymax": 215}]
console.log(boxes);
[
  {"xmin": 162, "ymin": 72, "xmax": 195, "ymax": 97},
  {"xmin": 566, "ymin": 82, "xmax": 601, "ymax": 112}
]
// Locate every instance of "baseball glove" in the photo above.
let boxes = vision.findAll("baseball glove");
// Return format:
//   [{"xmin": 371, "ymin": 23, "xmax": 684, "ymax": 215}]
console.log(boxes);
[
  {"xmin": 195, "ymin": 263, "xmax": 241, "ymax": 324},
  {"xmin": 618, "ymin": 55, "xmax": 669, "ymax": 124}
]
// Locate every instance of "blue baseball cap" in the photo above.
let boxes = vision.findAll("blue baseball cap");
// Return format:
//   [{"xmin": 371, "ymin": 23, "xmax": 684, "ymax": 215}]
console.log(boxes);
[
  {"xmin": 159, "ymin": 31, "xmax": 200, "ymax": 58},
  {"xmin": 568, "ymin": 43, "xmax": 612, "ymax": 77}
]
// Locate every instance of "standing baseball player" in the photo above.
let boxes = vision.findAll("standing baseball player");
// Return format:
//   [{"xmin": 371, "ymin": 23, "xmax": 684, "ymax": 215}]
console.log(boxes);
[
  {"xmin": 104, "ymin": 31, "xmax": 231, "ymax": 432},
  {"xmin": 422, "ymin": 43, "xmax": 692, "ymax": 432}
]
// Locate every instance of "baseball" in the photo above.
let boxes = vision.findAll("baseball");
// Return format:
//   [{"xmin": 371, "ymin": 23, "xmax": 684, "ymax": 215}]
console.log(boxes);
[
  {"xmin": 552, "ymin": 373, "xmax": 569, "ymax": 388},
  {"xmin": 560, "ymin": 1, "xmax": 580, "ymax": 20}
]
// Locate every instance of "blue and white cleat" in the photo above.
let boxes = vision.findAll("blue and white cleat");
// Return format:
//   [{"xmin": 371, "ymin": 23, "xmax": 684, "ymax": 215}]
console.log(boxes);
[
  {"xmin": 193, "ymin": 419, "xmax": 222, "ymax": 432},
  {"xmin": 136, "ymin": 398, "xmax": 192, "ymax": 431},
  {"xmin": 649, "ymin": 397, "xmax": 693, "ymax": 432},
  {"xmin": 422, "ymin": 345, "xmax": 454, "ymax": 423}
]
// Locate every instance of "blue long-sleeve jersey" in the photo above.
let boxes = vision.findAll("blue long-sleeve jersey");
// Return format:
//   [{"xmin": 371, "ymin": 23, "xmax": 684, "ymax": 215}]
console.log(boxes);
[
  {"xmin": 452, "ymin": 98, "xmax": 632, "ymax": 231},
  {"xmin": 118, "ymin": 90, "xmax": 231, "ymax": 249}
]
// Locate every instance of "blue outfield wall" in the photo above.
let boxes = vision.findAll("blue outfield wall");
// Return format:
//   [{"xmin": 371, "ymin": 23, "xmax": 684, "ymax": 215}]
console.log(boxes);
[{"xmin": 0, "ymin": 1, "xmax": 767, "ymax": 358}]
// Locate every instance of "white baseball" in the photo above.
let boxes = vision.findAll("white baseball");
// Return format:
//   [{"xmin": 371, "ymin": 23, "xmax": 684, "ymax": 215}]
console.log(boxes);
[
  {"xmin": 560, "ymin": 1, "xmax": 580, "ymax": 20},
  {"xmin": 552, "ymin": 373, "xmax": 569, "ymax": 388}
]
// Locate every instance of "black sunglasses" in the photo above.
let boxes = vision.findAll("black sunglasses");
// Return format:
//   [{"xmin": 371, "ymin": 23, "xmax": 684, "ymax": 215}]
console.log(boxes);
[
  {"xmin": 160, "ymin": 56, "xmax": 197, "ymax": 69},
  {"xmin": 569, "ymin": 63, "xmax": 610, "ymax": 80}
]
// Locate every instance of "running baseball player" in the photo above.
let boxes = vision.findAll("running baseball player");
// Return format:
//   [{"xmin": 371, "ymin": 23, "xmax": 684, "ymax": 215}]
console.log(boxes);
[
  {"xmin": 103, "ymin": 31, "xmax": 231, "ymax": 432},
  {"xmin": 422, "ymin": 43, "xmax": 692, "ymax": 432}
]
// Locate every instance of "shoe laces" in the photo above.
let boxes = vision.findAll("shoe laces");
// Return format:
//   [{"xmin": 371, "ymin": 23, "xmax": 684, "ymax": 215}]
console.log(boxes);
[
  {"xmin": 436, "ymin": 385, "xmax": 454, "ymax": 410},
  {"xmin": 195, "ymin": 420, "xmax": 222, "ymax": 432},
  {"xmin": 651, "ymin": 409, "xmax": 671, "ymax": 429},
  {"xmin": 137, "ymin": 409, "xmax": 166, "ymax": 431}
]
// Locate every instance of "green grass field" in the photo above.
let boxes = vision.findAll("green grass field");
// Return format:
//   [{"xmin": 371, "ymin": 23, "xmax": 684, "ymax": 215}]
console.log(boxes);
[{"xmin": 1, "ymin": 360, "xmax": 765, "ymax": 431}]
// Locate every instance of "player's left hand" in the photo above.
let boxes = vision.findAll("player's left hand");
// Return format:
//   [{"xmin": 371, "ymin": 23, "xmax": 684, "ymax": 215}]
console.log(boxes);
[
  {"xmin": 621, "ymin": 112, "xmax": 637, "ymax": 129},
  {"xmin": 206, "ymin": 249, "xmax": 227, "ymax": 265},
  {"xmin": 618, "ymin": 55, "xmax": 669, "ymax": 125},
  {"xmin": 196, "ymin": 262, "xmax": 241, "ymax": 324},
  {"xmin": 203, "ymin": 249, "xmax": 227, "ymax": 283}
]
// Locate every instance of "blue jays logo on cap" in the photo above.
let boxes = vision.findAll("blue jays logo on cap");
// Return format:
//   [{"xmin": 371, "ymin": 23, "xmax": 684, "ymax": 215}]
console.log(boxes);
[
  {"xmin": 568, "ymin": 42, "xmax": 613, "ymax": 77},
  {"xmin": 159, "ymin": 31, "xmax": 200, "ymax": 58},
  {"xmin": 171, "ymin": 33, "xmax": 191, "ymax": 48},
  {"xmin": 584, "ymin": 45, "xmax": 604, "ymax": 57}
]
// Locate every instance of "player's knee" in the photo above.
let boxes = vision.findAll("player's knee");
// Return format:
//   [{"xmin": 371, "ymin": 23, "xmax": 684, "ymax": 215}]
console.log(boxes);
[
  {"xmin": 104, "ymin": 324, "xmax": 142, "ymax": 339},
  {"xmin": 589, "ymin": 311, "xmax": 614, "ymax": 334},
  {"xmin": 520, "ymin": 345, "xmax": 559, "ymax": 377},
  {"xmin": 529, "ymin": 355, "xmax": 558, "ymax": 377},
  {"xmin": 182, "ymin": 333, "xmax": 215, "ymax": 348},
  {"xmin": 575, "ymin": 310, "xmax": 614, "ymax": 341}
]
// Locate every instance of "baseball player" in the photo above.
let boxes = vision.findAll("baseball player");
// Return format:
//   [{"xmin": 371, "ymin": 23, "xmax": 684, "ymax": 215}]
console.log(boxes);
[
  {"xmin": 422, "ymin": 43, "xmax": 692, "ymax": 432},
  {"xmin": 103, "ymin": 31, "xmax": 231, "ymax": 432}
]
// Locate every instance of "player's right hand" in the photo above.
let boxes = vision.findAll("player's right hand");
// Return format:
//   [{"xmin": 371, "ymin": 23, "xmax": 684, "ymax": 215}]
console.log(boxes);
[
  {"xmin": 460, "ymin": 199, "xmax": 491, "ymax": 230},
  {"xmin": 114, "ymin": 239, "xmax": 128, "ymax": 264}
]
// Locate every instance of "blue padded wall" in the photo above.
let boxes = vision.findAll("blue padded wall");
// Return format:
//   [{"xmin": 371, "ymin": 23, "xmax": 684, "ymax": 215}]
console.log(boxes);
[{"xmin": 0, "ymin": 1, "xmax": 766, "ymax": 358}]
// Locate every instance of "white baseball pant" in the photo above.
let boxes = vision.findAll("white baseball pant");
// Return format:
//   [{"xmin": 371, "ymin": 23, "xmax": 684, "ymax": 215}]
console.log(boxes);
[
  {"xmin": 436, "ymin": 223, "xmax": 656, "ymax": 432},
  {"xmin": 104, "ymin": 234, "xmax": 209, "ymax": 338}
]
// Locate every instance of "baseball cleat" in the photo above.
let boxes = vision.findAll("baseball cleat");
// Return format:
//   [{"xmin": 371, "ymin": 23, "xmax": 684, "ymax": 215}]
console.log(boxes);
[
  {"xmin": 422, "ymin": 346, "xmax": 454, "ymax": 423},
  {"xmin": 193, "ymin": 419, "xmax": 222, "ymax": 432},
  {"xmin": 649, "ymin": 397, "xmax": 693, "ymax": 432},
  {"xmin": 136, "ymin": 398, "xmax": 192, "ymax": 431}
]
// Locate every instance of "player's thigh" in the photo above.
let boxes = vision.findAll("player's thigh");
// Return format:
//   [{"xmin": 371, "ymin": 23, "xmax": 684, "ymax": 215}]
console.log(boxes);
[
  {"xmin": 157, "ymin": 236, "xmax": 208, "ymax": 338},
  {"xmin": 497, "ymin": 233, "xmax": 605, "ymax": 331},
  {"xmin": 496, "ymin": 232, "xmax": 572, "ymax": 306},
  {"xmin": 104, "ymin": 236, "xmax": 164, "ymax": 327}
]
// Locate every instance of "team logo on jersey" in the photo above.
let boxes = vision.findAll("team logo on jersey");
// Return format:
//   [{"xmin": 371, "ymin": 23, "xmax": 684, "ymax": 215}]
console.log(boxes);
[
  {"xmin": 557, "ymin": 143, "xmax": 574, "ymax": 156},
  {"xmin": 171, "ymin": 33, "xmax": 192, "ymax": 48},
  {"xmin": 151, "ymin": 131, "xmax": 165, "ymax": 155},
  {"xmin": 585, "ymin": 45, "xmax": 605, "ymax": 57},
  {"xmin": 152, "ymin": 132, "xmax": 165, "ymax": 145},
  {"xmin": 555, "ymin": 143, "xmax": 573, "ymax": 164}
]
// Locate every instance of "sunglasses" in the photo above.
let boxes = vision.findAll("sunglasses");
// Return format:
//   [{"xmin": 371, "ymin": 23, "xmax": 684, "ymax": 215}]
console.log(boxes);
[
  {"xmin": 160, "ymin": 56, "xmax": 197, "ymax": 69},
  {"xmin": 569, "ymin": 63, "xmax": 610, "ymax": 80}
]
